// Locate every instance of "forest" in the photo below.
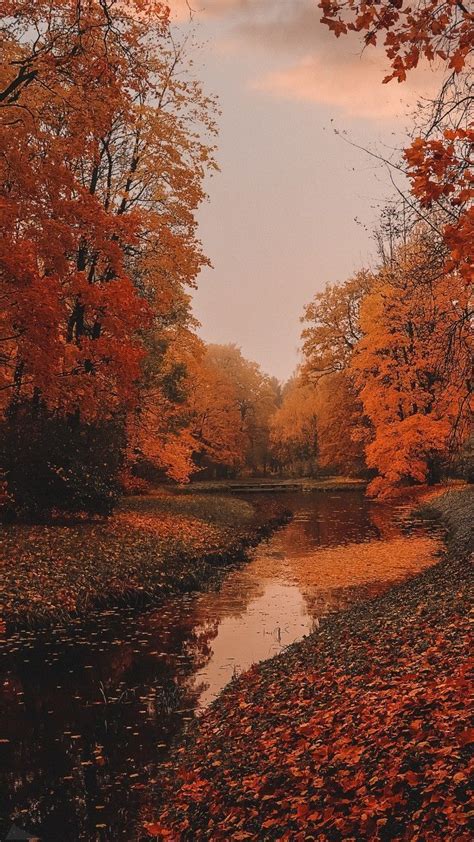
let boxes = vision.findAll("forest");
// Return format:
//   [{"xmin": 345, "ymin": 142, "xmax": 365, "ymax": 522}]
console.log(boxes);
[
  {"xmin": 0, "ymin": 1, "xmax": 472, "ymax": 841},
  {"xmin": 0, "ymin": 1, "xmax": 472, "ymax": 520}
]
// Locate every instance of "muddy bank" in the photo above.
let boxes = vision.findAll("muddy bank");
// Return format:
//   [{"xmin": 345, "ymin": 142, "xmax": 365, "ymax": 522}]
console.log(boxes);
[{"xmin": 147, "ymin": 487, "xmax": 473, "ymax": 840}]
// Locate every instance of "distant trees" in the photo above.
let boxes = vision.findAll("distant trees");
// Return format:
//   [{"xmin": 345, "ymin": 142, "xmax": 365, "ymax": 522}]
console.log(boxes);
[
  {"xmin": 270, "ymin": 372, "xmax": 366, "ymax": 478},
  {"xmin": 189, "ymin": 344, "xmax": 281, "ymax": 477},
  {"xmin": 298, "ymin": 272, "xmax": 371, "ymax": 477},
  {"xmin": 270, "ymin": 379, "xmax": 319, "ymax": 476}
]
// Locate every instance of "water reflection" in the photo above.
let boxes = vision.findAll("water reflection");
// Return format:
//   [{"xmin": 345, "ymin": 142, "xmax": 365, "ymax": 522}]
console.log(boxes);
[{"xmin": 0, "ymin": 492, "xmax": 441, "ymax": 841}]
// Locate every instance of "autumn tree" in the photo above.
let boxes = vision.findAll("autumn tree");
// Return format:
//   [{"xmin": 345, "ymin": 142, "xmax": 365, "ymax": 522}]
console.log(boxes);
[
  {"xmin": 270, "ymin": 378, "xmax": 319, "ymax": 476},
  {"xmin": 0, "ymin": 1, "xmax": 216, "ymax": 513},
  {"xmin": 318, "ymin": 0, "xmax": 473, "ymax": 287},
  {"xmin": 300, "ymin": 272, "xmax": 372, "ymax": 475},
  {"xmin": 189, "ymin": 345, "xmax": 280, "ymax": 477},
  {"xmin": 301, "ymin": 271, "xmax": 372, "ymax": 377},
  {"xmin": 351, "ymin": 227, "xmax": 472, "ymax": 497},
  {"xmin": 314, "ymin": 372, "xmax": 368, "ymax": 475}
]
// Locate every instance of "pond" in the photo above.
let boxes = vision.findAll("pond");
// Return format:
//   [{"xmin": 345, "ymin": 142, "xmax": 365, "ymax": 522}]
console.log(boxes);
[{"xmin": 0, "ymin": 491, "xmax": 442, "ymax": 841}]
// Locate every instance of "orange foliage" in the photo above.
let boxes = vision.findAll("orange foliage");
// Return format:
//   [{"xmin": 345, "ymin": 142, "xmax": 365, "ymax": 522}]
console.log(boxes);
[
  {"xmin": 301, "ymin": 228, "xmax": 471, "ymax": 495},
  {"xmin": 404, "ymin": 128, "xmax": 473, "ymax": 288},
  {"xmin": 299, "ymin": 272, "xmax": 372, "ymax": 475},
  {"xmin": 0, "ymin": 1, "xmax": 216, "ymax": 483},
  {"xmin": 352, "ymin": 229, "xmax": 472, "ymax": 497},
  {"xmin": 270, "ymin": 372, "xmax": 365, "ymax": 476},
  {"xmin": 319, "ymin": 0, "xmax": 472, "ymax": 82},
  {"xmin": 189, "ymin": 345, "xmax": 280, "ymax": 474},
  {"xmin": 314, "ymin": 372, "xmax": 367, "ymax": 475},
  {"xmin": 319, "ymin": 0, "xmax": 473, "ymax": 292},
  {"xmin": 301, "ymin": 271, "xmax": 372, "ymax": 377},
  {"xmin": 270, "ymin": 378, "xmax": 319, "ymax": 474}
]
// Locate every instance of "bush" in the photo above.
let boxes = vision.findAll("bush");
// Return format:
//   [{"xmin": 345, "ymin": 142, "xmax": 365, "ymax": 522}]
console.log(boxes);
[{"xmin": 0, "ymin": 402, "xmax": 126, "ymax": 520}]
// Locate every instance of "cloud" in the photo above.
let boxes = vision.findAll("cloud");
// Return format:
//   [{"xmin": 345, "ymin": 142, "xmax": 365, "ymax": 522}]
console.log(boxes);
[
  {"xmin": 252, "ymin": 53, "xmax": 440, "ymax": 120},
  {"xmin": 169, "ymin": 0, "xmax": 304, "ymax": 27},
  {"xmin": 168, "ymin": 0, "xmax": 441, "ymax": 120},
  {"xmin": 168, "ymin": 0, "xmax": 267, "ymax": 21}
]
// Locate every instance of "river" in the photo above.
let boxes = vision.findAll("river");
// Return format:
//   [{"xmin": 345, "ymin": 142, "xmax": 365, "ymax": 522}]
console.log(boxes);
[{"xmin": 0, "ymin": 491, "xmax": 441, "ymax": 841}]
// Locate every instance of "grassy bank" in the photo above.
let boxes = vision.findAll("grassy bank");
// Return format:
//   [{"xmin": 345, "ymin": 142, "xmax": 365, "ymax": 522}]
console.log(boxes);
[
  {"xmin": 146, "ymin": 487, "xmax": 473, "ymax": 841},
  {"xmin": 0, "ymin": 492, "xmax": 290, "ymax": 631}
]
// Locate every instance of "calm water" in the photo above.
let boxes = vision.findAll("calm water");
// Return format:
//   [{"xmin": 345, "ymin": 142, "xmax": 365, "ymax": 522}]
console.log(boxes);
[{"xmin": 0, "ymin": 492, "xmax": 441, "ymax": 841}]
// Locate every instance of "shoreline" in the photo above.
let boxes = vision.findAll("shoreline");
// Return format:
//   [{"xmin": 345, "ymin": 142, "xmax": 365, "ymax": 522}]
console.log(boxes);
[
  {"xmin": 146, "ymin": 486, "xmax": 473, "ymax": 840},
  {"xmin": 0, "ymin": 493, "xmax": 291, "ymax": 633},
  {"xmin": 182, "ymin": 477, "xmax": 367, "ymax": 494}
]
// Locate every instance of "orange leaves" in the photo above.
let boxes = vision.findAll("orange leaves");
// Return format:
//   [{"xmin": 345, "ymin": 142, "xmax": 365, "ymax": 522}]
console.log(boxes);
[
  {"xmin": 300, "ymin": 227, "xmax": 471, "ymax": 497},
  {"xmin": 143, "ymin": 821, "xmax": 173, "ymax": 838},
  {"xmin": 187, "ymin": 343, "xmax": 280, "ymax": 475},
  {"xmin": 404, "ymin": 130, "xmax": 473, "ymax": 287},
  {"xmin": 0, "ymin": 1, "xmax": 217, "ymax": 491},
  {"xmin": 361, "ymin": 232, "xmax": 471, "ymax": 496},
  {"xmin": 319, "ymin": 1, "xmax": 473, "ymax": 79},
  {"xmin": 0, "ymin": 1, "xmax": 158, "ymax": 416}
]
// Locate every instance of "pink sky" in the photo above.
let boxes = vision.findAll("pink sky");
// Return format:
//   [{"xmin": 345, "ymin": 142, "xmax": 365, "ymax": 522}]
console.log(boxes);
[{"xmin": 169, "ymin": 1, "xmax": 439, "ymax": 381}]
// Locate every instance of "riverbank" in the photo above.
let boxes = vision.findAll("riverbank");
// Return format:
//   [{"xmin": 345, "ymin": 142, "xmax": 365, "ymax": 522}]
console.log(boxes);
[
  {"xmin": 185, "ymin": 477, "xmax": 366, "ymax": 494},
  {"xmin": 0, "ymin": 493, "xmax": 290, "ymax": 631},
  {"xmin": 146, "ymin": 486, "xmax": 473, "ymax": 840}
]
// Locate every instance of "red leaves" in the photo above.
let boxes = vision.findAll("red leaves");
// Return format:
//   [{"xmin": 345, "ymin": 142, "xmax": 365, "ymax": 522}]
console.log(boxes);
[
  {"xmin": 457, "ymin": 728, "xmax": 474, "ymax": 747},
  {"xmin": 319, "ymin": 0, "xmax": 473, "ymax": 79},
  {"xmin": 143, "ymin": 821, "xmax": 172, "ymax": 838},
  {"xmin": 150, "ymin": 545, "xmax": 472, "ymax": 840}
]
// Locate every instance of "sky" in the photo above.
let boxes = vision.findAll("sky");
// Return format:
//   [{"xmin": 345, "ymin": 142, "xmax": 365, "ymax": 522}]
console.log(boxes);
[{"xmin": 169, "ymin": 1, "xmax": 438, "ymax": 382}]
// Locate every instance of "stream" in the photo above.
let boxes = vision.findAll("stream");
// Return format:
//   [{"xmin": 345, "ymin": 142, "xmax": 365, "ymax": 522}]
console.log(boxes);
[{"xmin": 0, "ymin": 491, "xmax": 442, "ymax": 841}]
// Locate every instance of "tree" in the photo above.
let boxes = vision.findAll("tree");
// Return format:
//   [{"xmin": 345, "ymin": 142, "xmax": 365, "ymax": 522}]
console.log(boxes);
[
  {"xmin": 301, "ymin": 271, "xmax": 372, "ymax": 377},
  {"xmin": 313, "ymin": 372, "xmax": 368, "ymax": 475},
  {"xmin": 189, "ymin": 345, "xmax": 280, "ymax": 477},
  {"xmin": 351, "ymin": 227, "xmax": 472, "ymax": 497},
  {"xmin": 318, "ymin": 0, "xmax": 473, "ymax": 287},
  {"xmin": 0, "ymin": 1, "xmax": 217, "ymax": 511},
  {"xmin": 270, "ymin": 378, "xmax": 319, "ymax": 476},
  {"xmin": 300, "ymin": 272, "xmax": 372, "ymax": 475}
]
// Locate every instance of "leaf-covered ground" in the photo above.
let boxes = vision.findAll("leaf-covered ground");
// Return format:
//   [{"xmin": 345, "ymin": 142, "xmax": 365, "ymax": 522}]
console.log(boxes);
[
  {"xmin": 0, "ymin": 493, "xmax": 288, "ymax": 630},
  {"xmin": 145, "ymin": 488, "xmax": 473, "ymax": 841}
]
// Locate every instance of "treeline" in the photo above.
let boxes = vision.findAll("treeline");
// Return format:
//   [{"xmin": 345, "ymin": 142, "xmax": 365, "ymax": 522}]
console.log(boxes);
[
  {"xmin": 271, "ymin": 0, "xmax": 473, "ymax": 497},
  {"xmin": 1, "ymin": 1, "xmax": 471, "ymax": 517},
  {"xmin": 273, "ymin": 225, "xmax": 472, "ymax": 496}
]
